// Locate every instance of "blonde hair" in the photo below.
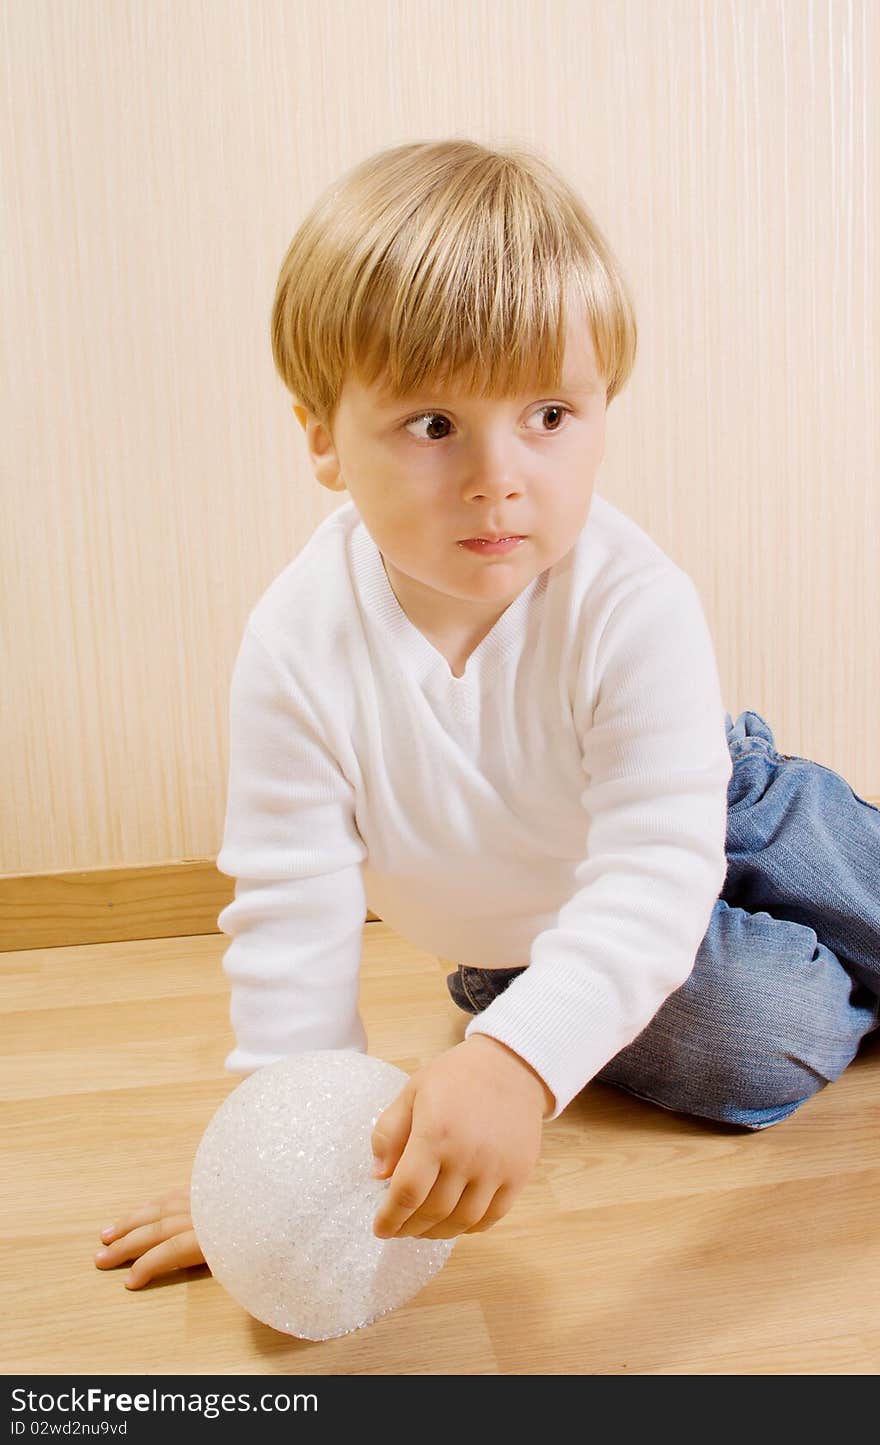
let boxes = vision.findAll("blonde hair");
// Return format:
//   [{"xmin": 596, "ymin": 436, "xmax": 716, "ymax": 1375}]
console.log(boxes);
[{"xmin": 271, "ymin": 138, "xmax": 637, "ymax": 434}]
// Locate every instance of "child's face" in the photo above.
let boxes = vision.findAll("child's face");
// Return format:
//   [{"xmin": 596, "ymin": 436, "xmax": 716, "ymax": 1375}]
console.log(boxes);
[{"xmin": 294, "ymin": 307, "xmax": 607, "ymax": 635}]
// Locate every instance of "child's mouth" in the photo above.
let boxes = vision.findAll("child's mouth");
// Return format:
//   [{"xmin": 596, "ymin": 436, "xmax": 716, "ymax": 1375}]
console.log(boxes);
[{"xmin": 457, "ymin": 537, "xmax": 526, "ymax": 555}]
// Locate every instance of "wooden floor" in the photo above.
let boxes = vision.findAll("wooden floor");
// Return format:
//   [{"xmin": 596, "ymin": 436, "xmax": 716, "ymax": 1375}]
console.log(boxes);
[{"xmin": 2, "ymin": 921, "xmax": 879, "ymax": 1376}]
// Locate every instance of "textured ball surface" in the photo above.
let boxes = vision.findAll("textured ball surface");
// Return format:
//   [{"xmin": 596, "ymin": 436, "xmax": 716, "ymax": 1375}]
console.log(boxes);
[{"xmin": 190, "ymin": 1050, "xmax": 456, "ymax": 1340}]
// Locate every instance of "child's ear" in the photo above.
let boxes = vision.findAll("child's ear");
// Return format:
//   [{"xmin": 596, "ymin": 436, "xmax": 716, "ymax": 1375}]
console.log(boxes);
[{"xmin": 293, "ymin": 404, "xmax": 346, "ymax": 493}]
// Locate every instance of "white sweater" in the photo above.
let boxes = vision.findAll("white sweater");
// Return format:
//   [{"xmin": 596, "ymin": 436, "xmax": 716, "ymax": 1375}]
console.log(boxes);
[{"xmin": 216, "ymin": 493, "xmax": 732, "ymax": 1121}]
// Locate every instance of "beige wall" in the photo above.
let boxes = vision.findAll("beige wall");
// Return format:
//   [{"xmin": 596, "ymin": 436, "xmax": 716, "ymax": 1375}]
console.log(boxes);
[{"xmin": 3, "ymin": 0, "xmax": 877, "ymax": 876}]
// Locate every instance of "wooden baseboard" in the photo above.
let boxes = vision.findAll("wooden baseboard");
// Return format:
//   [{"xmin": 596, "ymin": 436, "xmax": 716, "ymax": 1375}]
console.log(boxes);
[{"xmin": 0, "ymin": 861, "xmax": 381, "ymax": 952}]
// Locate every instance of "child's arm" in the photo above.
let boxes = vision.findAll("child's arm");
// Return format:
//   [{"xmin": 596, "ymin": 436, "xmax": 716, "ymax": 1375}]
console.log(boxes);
[
  {"xmin": 215, "ymin": 623, "xmax": 369, "ymax": 1073},
  {"xmin": 95, "ymin": 624, "xmax": 369, "ymax": 1287},
  {"xmin": 460, "ymin": 566, "xmax": 733, "ymax": 1123}
]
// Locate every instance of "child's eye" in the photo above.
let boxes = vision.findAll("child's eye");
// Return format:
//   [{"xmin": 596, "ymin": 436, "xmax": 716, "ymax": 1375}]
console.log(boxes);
[{"xmin": 402, "ymin": 404, "xmax": 572, "ymax": 442}]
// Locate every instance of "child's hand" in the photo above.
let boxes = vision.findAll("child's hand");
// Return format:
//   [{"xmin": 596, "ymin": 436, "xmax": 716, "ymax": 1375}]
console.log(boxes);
[
  {"xmin": 93, "ymin": 1187, "xmax": 206, "ymax": 1289},
  {"xmin": 370, "ymin": 1035, "xmax": 552, "ymax": 1241}
]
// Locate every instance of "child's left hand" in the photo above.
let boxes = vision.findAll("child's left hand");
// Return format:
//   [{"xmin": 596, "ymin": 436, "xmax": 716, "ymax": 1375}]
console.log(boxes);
[{"xmin": 370, "ymin": 1035, "xmax": 553, "ymax": 1240}]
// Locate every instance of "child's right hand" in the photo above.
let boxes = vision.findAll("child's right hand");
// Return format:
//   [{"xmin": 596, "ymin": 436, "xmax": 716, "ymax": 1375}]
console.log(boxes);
[{"xmin": 93, "ymin": 1187, "xmax": 207, "ymax": 1289}]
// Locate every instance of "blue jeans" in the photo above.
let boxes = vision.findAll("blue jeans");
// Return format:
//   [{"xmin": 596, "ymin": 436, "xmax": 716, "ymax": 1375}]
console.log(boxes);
[{"xmin": 447, "ymin": 710, "xmax": 880, "ymax": 1130}]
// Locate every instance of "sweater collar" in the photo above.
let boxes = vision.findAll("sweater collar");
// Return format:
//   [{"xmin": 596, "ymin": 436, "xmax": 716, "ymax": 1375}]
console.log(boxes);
[{"xmin": 350, "ymin": 517, "xmax": 543, "ymax": 687}]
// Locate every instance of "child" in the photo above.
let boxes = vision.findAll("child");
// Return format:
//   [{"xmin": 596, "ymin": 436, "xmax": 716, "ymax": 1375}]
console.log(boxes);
[{"xmin": 95, "ymin": 138, "xmax": 880, "ymax": 1290}]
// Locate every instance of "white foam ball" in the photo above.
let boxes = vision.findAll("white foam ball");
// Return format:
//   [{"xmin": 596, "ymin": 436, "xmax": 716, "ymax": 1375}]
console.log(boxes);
[{"xmin": 190, "ymin": 1050, "xmax": 456, "ymax": 1340}]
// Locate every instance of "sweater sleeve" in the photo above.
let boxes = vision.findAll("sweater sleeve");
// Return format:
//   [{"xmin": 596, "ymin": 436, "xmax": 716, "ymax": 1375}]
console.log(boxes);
[
  {"xmin": 464, "ymin": 568, "xmax": 732, "ymax": 1121},
  {"xmin": 215, "ymin": 624, "xmax": 369, "ymax": 1076}
]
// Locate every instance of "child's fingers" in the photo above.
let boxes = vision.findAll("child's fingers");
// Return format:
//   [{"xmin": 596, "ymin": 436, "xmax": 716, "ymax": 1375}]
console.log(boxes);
[
  {"xmin": 98, "ymin": 1192, "xmax": 189, "ymax": 1244},
  {"xmin": 123, "ymin": 1230, "xmax": 205, "ymax": 1290},
  {"xmin": 372, "ymin": 1138, "xmax": 441, "ymax": 1238},
  {"xmin": 94, "ymin": 1213, "xmax": 193, "ymax": 1270}
]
